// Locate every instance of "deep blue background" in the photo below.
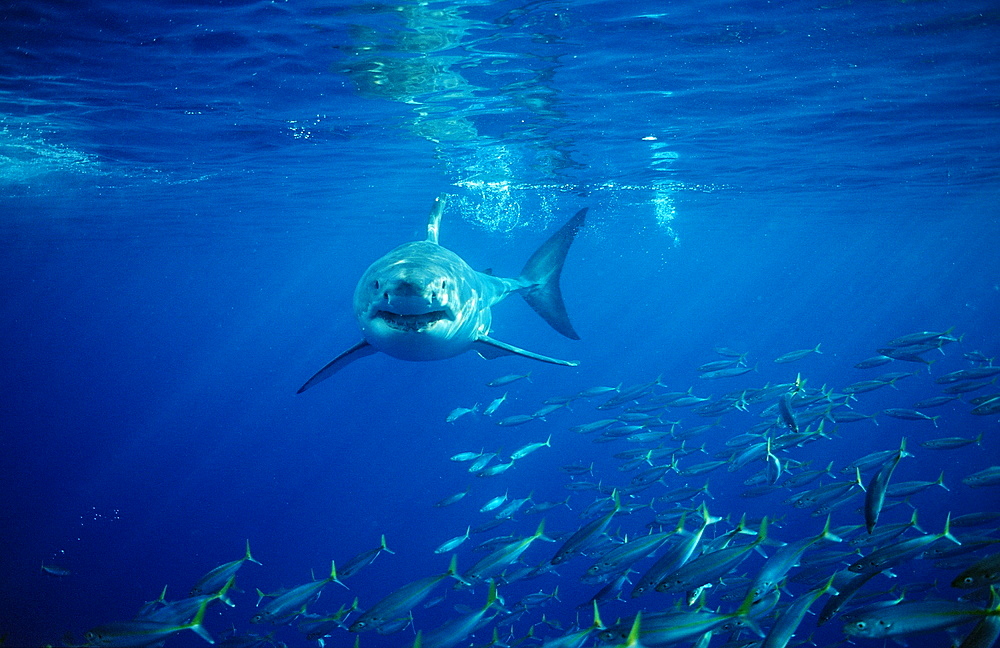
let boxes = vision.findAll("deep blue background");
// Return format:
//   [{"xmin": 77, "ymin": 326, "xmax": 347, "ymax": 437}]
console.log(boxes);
[{"xmin": 1, "ymin": 0, "xmax": 998, "ymax": 646}]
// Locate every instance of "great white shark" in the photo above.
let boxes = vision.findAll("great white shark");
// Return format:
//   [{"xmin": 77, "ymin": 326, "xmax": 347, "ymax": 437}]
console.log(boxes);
[{"xmin": 298, "ymin": 196, "xmax": 586, "ymax": 393}]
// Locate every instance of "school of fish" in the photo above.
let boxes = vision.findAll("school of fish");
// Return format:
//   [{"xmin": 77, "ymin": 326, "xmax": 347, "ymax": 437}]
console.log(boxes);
[{"xmin": 59, "ymin": 327, "xmax": 1000, "ymax": 648}]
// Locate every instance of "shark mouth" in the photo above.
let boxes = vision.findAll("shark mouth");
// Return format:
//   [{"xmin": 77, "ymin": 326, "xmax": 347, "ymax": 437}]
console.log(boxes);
[{"xmin": 374, "ymin": 309, "xmax": 453, "ymax": 332}]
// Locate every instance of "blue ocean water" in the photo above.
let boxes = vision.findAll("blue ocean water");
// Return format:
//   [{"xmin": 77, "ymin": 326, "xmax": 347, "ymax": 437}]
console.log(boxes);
[{"xmin": 2, "ymin": 0, "xmax": 999, "ymax": 646}]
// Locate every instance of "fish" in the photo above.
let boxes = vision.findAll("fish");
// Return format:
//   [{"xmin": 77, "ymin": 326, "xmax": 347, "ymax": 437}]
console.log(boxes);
[
  {"xmin": 40, "ymin": 563, "xmax": 71, "ymax": 577},
  {"xmin": 298, "ymin": 196, "xmax": 585, "ymax": 392},
  {"xmin": 881, "ymin": 408, "xmax": 940, "ymax": 425},
  {"xmin": 420, "ymin": 580, "xmax": 499, "ymax": 648},
  {"xmin": 959, "ymin": 587, "xmax": 1000, "ymax": 648},
  {"xmin": 885, "ymin": 470, "xmax": 948, "ymax": 498},
  {"xmin": 483, "ymin": 392, "xmax": 508, "ymax": 416},
  {"xmin": 560, "ymin": 462, "xmax": 594, "ymax": 475},
  {"xmin": 450, "ymin": 451, "xmax": 483, "ymax": 462},
  {"xmin": 82, "ymin": 593, "xmax": 217, "ymax": 647},
  {"xmin": 480, "ymin": 491, "xmax": 508, "ymax": 513},
  {"xmin": 699, "ymin": 365, "xmax": 756, "ymax": 379},
  {"xmin": 569, "ymin": 419, "xmax": 618, "ymax": 434},
  {"xmin": 774, "ymin": 343, "xmax": 822, "ymax": 363},
  {"xmin": 843, "ymin": 379, "xmax": 893, "ymax": 394},
  {"xmin": 434, "ymin": 526, "xmax": 471, "ymax": 554},
  {"xmin": 843, "ymin": 596, "xmax": 997, "ymax": 639},
  {"xmin": 942, "ymin": 378, "xmax": 997, "ymax": 395},
  {"xmin": 252, "ymin": 561, "xmax": 346, "ymax": 624},
  {"xmin": 140, "ymin": 578, "xmax": 234, "ymax": 625},
  {"xmin": 533, "ymin": 402, "xmax": 568, "ymax": 419},
  {"xmin": 487, "ymin": 372, "xmax": 532, "ymax": 387},
  {"xmin": 339, "ymin": 534, "xmax": 395, "ymax": 579},
  {"xmin": 460, "ymin": 520, "xmax": 549, "ymax": 586},
  {"xmin": 584, "ymin": 531, "xmax": 671, "ymax": 578},
  {"xmin": 655, "ymin": 518, "xmax": 768, "ymax": 594},
  {"xmin": 551, "ymin": 491, "xmax": 621, "ymax": 565},
  {"xmin": 350, "ymin": 555, "xmax": 464, "ymax": 632},
  {"xmin": 939, "ymin": 366, "xmax": 1000, "ymax": 383},
  {"xmin": 189, "ymin": 539, "xmax": 261, "ymax": 601},
  {"xmin": 599, "ymin": 593, "xmax": 762, "ymax": 646},
  {"xmin": 760, "ymin": 575, "xmax": 836, "ymax": 648},
  {"xmin": 848, "ymin": 513, "xmax": 960, "ymax": 575},
  {"xmin": 496, "ymin": 414, "xmax": 537, "ymax": 427},
  {"xmin": 964, "ymin": 466, "xmax": 1000, "ymax": 488},
  {"xmin": 298, "ymin": 598, "xmax": 360, "ymax": 641},
  {"xmin": 576, "ymin": 384, "xmax": 621, "ymax": 398},
  {"xmin": 511, "ymin": 435, "xmax": 552, "ymax": 460},
  {"xmin": 495, "ymin": 493, "xmax": 534, "ymax": 519},
  {"xmin": 445, "ymin": 404, "xmax": 479, "ymax": 423},
  {"xmin": 854, "ymin": 355, "xmax": 893, "ymax": 369},
  {"xmin": 885, "ymin": 327, "xmax": 956, "ymax": 347},
  {"xmin": 953, "ymin": 553, "xmax": 1000, "ymax": 589},
  {"xmin": 764, "ymin": 437, "xmax": 782, "ymax": 485},
  {"xmin": 777, "ymin": 391, "xmax": 798, "ymax": 434},
  {"xmin": 632, "ymin": 504, "xmax": 720, "ymax": 598},
  {"xmin": 434, "ymin": 488, "xmax": 469, "ymax": 508},
  {"xmin": 477, "ymin": 459, "xmax": 517, "ymax": 477},
  {"xmin": 972, "ymin": 395, "xmax": 1000, "ymax": 415},
  {"xmin": 912, "ymin": 394, "xmax": 960, "ymax": 408},
  {"xmin": 863, "ymin": 437, "xmax": 910, "ymax": 534},
  {"xmin": 921, "ymin": 433, "xmax": 983, "ymax": 450},
  {"xmin": 747, "ymin": 516, "xmax": 840, "ymax": 602},
  {"xmin": 697, "ymin": 358, "xmax": 744, "ymax": 373},
  {"xmin": 468, "ymin": 453, "xmax": 497, "ymax": 473}
]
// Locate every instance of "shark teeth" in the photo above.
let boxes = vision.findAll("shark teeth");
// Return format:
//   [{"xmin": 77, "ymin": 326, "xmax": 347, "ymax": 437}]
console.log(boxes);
[{"xmin": 375, "ymin": 310, "xmax": 451, "ymax": 332}]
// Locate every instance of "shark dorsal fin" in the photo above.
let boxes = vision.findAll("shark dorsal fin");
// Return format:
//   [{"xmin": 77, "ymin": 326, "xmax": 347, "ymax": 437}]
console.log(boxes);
[{"xmin": 426, "ymin": 195, "xmax": 446, "ymax": 244}]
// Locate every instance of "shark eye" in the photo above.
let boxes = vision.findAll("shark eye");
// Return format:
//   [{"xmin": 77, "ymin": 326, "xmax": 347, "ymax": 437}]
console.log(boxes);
[{"xmin": 374, "ymin": 280, "xmax": 380, "ymax": 290}]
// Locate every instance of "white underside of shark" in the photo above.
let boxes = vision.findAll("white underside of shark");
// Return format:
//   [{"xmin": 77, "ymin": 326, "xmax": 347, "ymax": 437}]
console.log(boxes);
[{"xmin": 298, "ymin": 196, "xmax": 585, "ymax": 393}]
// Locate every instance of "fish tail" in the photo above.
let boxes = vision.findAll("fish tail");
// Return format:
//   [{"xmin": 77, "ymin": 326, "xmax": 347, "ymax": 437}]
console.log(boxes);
[
  {"xmin": 518, "ymin": 208, "xmax": 587, "ymax": 340},
  {"xmin": 942, "ymin": 512, "xmax": 962, "ymax": 546},
  {"xmin": 245, "ymin": 539, "xmax": 262, "ymax": 566},
  {"xmin": 590, "ymin": 600, "xmax": 604, "ymax": 630},
  {"xmin": 816, "ymin": 515, "xmax": 842, "ymax": 544},
  {"xmin": 216, "ymin": 576, "xmax": 236, "ymax": 607},
  {"xmin": 381, "ymin": 534, "xmax": 396, "ymax": 555},
  {"xmin": 753, "ymin": 517, "xmax": 769, "ymax": 547},
  {"xmin": 937, "ymin": 471, "xmax": 949, "ymax": 491},
  {"xmin": 485, "ymin": 580, "xmax": 499, "ymax": 611},
  {"xmin": 330, "ymin": 560, "xmax": 349, "ymax": 590},
  {"xmin": 186, "ymin": 594, "xmax": 215, "ymax": 644}
]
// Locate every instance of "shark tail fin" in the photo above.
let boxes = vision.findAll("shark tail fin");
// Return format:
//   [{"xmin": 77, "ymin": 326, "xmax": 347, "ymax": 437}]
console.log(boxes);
[{"xmin": 519, "ymin": 207, "xmax": 586, "ymax": 340}]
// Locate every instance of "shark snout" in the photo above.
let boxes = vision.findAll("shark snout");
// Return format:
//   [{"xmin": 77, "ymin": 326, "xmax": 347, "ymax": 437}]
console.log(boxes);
[{"xmin": 379, "ymin": 279, "xmax": 450, "ymax": 315}]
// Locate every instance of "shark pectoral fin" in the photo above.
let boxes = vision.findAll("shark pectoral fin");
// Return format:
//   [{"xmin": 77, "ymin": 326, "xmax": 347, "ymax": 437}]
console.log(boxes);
[
  {"xmin": 474, "ymin": 336, "xmax": 579, "ymax": 367},
  {"xmin": 297, "ymin": 340, "xmax": 377, "ymax": 393}
]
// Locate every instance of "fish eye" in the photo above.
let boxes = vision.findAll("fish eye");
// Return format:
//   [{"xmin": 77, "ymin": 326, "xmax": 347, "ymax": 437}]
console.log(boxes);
[
  {"xmin": 964, "ymin": 576, "xmax": 975, "ymax": 585},
  {"xmin": 855, "ymin": 622, "xmax": 866, "ymax": 630}
]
